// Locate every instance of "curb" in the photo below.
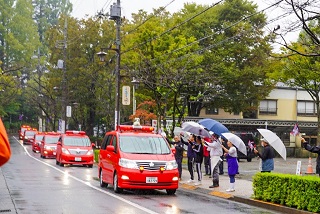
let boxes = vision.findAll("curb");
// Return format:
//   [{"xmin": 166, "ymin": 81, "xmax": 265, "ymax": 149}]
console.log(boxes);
[{"xmin": 179, "ymin": 183, "xmax": 314, "ymax": 214}]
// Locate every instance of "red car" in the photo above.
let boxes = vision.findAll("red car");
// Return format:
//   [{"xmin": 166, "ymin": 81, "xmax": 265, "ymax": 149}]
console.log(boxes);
[
  {"xmin": 32, "ymin": 132, "xmax": 46, "ymax": 153},
  {"xmin": 56, "ymin": 130, "xmax": 94, "ymax": 167},
  {"xmin": 40, "ymin": 132, "xmax": 60, "ymax": 158},
  {"xmin": 98, "ymin": 121, "xmax": 179, "ymax": 195},
  {"xmin": 19, "ymin": 125, "xmax": 31, "ymax": 140},
  {"xmin": 23, "ymin": 128, "xmax": 38, "ymax": 145}
]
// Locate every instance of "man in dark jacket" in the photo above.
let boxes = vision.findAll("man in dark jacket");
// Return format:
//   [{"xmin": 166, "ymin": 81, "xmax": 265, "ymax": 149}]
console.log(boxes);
[
  {"xmin": 181, "ymin": 134, "xmax": 196, "ymax": 183},
  {"xmin": 302, "ymin": 137, "xmax": 320, "ymax": 176},
  {"xmin": 254, "ymin": 138, "xmax": 275, "ymax": 172},
  {"xmin": 172, "ymin": 135, "xmax": 184, "ymax": 180}
]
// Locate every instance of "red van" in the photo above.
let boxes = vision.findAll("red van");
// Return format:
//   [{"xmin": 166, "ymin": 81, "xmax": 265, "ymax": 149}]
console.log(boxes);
[
  {"xmin": 56, "ymin": 131, "xmax": 94, "ymax": 168},
  {"xmin": 40, "ymin": 132, "xmax": 60, "ymax": 158},
  {"xmin": 98, "ymin": 123, "xmax": 179, "ymax": 195},
  {"xmin": 23, "ymin": 128, "xmax": 38, "ymax": 145},
  {"xmin": 19, "ymin": 125, "xmax": 30, "ymax": 140},
  {"xmin": 32, "ymin": 132, "xmax": 46, "ymax": 153}
]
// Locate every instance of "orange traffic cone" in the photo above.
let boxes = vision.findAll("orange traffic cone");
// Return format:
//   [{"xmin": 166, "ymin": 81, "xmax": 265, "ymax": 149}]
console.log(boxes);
[{"xmin": 305, "ymin": 157, "xmax": 315, "ymax": 175}]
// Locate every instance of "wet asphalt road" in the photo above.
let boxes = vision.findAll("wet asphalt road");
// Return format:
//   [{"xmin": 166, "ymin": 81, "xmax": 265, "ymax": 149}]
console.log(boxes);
[{"xmin": 1, "ymin": 137, "xmax": 280, "ymax": 214}]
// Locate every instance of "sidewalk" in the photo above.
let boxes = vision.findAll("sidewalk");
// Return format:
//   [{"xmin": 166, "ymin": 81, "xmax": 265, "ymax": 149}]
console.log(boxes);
[
  {"xmin": 0, "ymin": 168, "xmax": 16, "ymax": 213},
  {"xmin": 179, "ymin": 167, "xmax": 313, "ymax": 214}
]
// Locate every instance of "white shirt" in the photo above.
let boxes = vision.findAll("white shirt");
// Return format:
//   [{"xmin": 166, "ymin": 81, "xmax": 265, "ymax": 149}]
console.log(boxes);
[
  {"xmin": 228, "ymin": 147, "xmax": 237, "ymax": 158},
  {"xmin": 205, "ymin": 139, "xmax": 223, "ymax": 157}
]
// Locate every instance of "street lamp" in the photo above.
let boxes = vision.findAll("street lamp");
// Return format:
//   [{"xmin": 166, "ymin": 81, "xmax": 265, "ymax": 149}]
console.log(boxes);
[
  {"xmin": 97, "ymin": 1, "xmax": 121, "ymax": 130},
  {"xmin": 131, "ymin": 77, "xmax": 140, "ymax": 115}
]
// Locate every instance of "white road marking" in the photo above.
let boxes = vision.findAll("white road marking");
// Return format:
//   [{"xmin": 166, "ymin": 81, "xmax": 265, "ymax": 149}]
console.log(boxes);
[{"xmin": 14, "ymin": 137, "xmax": 158, "ymax": 214}]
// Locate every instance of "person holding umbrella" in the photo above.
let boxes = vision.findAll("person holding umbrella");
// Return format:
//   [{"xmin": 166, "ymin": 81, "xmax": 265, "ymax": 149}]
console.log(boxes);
[
  {"xmin": 254, "ymin": 138, "xmax": 275, "ymax": 173},
  {"xmin": 301, "ymin": 137, "xmax": 320, "ymax": 176},
  {"xmin": 221, "ymin": 140, "xmax": 238, "ymax": 192},
  {"xmin": 181, "ymin": 133, "xmax": 196, "ymax": 183}
]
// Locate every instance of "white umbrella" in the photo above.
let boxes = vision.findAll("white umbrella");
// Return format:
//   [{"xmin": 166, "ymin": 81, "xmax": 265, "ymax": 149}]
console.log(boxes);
[
  {"xmin": 257, "ymin": 129, "xmax": 287, "ymax": 160},
  {"xmin": 221, "ymin": 132, "xmax": 247, "ymax": 156},
  {"xmin": 181, "ymin": 121, "xmax": 211, "ymax": 138}
]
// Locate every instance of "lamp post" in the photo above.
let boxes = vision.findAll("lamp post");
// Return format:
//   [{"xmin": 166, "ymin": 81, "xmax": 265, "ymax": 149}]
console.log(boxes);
[
  {"xmin": 97, "ymin": 0, "xmax": 121, "ymax": 130},
  {"xmin": 131, "ymin": 77, "xmax": 140, "ymax": 115}
]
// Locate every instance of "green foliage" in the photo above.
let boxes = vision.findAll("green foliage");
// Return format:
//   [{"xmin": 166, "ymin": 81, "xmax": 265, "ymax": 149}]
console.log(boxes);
[{"xmin": 253, "ymin": 173, "xmax": 320, "ymax": 212}]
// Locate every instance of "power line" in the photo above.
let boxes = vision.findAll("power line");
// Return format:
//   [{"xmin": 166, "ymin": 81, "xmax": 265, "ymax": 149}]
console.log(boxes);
[{"xmin": 121, "ymin": 0, "xmax": 224, "ymax": 55}]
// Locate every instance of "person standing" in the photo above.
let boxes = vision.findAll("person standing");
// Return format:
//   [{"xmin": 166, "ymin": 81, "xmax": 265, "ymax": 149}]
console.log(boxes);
[
  {"xmin": 205, "ymin": 133, "xmax": 223, "ymax": 188},
  {"xmin": 193, "ymin": 136, "xmax": 204, "ymax": 185},
  {"xmin": 254, "ymin": 138, "xmax": 275, "ymax": 172},
  {"xmin": 301, "ymin": 137, "xmax": 320, "ymax": 176},
  {"xmin": 172, "ymin": 135, "xmax": 184, "ymax": 180},
  {"xmin": 181, "ymin": 134, "xmax": 196, "ymax": 183},
  {"xmin": 0, "ymin": 118, "xmax": 11, "ymax": 166},
  {"xmin": 203, "ymin": 138, "xmax": 211, "ymax": 176},
  {"xmin": 222, "ymin": 140, "xmax": 239, "ymax": 192}
]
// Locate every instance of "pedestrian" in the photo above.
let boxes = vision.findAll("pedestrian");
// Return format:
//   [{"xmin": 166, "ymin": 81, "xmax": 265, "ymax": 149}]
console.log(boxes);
[
  {"xmin": 301, "ymin": 137, "xmax": 320, "ymax": 176},
  {"xmin": 181, "ymin": 133, "xmax": 196, "ymax": 183},
  {"xmin": 205, "ymin": 133, "xmax": 223, "ymax": 188},
  {"xmin": 221, "ymin": 140, "xmax": 239, "ymax": 192},
  {"xmin": 172, "ymin": 135, "xmax": 184, "ymax": 180},
  {"xmin": 203, "ymin": 138, "xmax": 211, "ymax": 176},
  {"xmin": 254, "ymin": 138, "xmax": 275, "ymax": 173},
  {"xmin": 0, "ymin": 118, "xmax": 11, "ymax": 167},
  {"xmin": 193, "ymin": 136, "xmax": 204, "ymax": 185}
]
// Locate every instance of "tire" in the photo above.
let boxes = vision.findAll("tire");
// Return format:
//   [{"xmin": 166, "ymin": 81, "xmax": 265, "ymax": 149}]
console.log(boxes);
[
  {"xmin": 56, "ymin": 160, "xmax": 59, "ymax": 165},
  {"xmin": 113, "ymin": 172, "xmax": 123, "ymax": 193},
  {"xmin": 99, "ymin": 170, "xmax": 108, "ymax": 188},
  {"xmin": 247, "ymin": 158, "xmax": 252, "ymax": 162},
  {"xmin": 87, "ymin": 164, "xmax": 93, "ymax": 168},
  {"xmin": 166, "ymin": 189, "xmax": 176, "ymax": 195}
]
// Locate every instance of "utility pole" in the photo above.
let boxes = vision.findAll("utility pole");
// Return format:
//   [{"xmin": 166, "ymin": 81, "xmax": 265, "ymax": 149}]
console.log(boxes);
[
  {"xmin": 110, "ymin": 1, "xmax": 121, "ymax": 130},
  {"xmin": 62, "ymin": 18, "xmax": 67, "ymax": 133}
]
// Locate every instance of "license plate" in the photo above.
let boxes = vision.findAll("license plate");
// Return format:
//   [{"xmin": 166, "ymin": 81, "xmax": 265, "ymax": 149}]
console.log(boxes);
[
  {"xmin": 75, "ymin": 157, "xmax": 82, "ymax": 161},
  {"xmin": 146, "ymin": 177, "xmax": 158, "ymax": 183}
]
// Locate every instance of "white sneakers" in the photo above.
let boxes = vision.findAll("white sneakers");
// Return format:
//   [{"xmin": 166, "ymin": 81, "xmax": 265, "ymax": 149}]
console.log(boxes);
[
  {"xmin": 226, "ymin": 189, "xmax": 235, "ymax": 192},
  {"xmin": 187, "ymin": 179, "xmax": 194, "ymax": 183},
  {"xmin": 194, "ymin": 181, "xmax": 202, "ymax": 186}
]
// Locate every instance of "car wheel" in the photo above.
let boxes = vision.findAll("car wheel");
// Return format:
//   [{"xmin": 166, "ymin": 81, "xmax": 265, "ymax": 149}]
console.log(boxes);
[
  {"xmin": 59, "ymin": 158, "xmax": 64, "ymax": 167},
  {"xmin": 87, "ymin": 164, "xmax": 93, "ymax": 168},
  {"xmin": 56, "ymin": 160, "xmax": 59, "ymax": 165},
  {"xmin": 247, "ymin": 158, "xmax": 252, "ymax": 162},
  {"xmin": 99, "ymin": 170, "xmax": 108, "ymax": 188},
  {"xmin": 166, "ymin": 189, "xmax": 176, "ymax": 195},
  {"xmin": 113, "ymin": 172, "xmax": 123, "ymax": 193}
]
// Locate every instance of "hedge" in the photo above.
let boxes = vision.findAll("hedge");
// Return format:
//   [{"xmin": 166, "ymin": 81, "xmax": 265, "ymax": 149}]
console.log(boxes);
[{"xmin": 253, "ymin": 173, "xmax": 320, "ymax": 212}]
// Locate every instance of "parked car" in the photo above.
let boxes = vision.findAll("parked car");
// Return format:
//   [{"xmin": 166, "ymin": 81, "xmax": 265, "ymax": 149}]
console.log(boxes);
[
  {"xmin": 19, "ymin": 125, "xmax": 31, "ymax": 140},
  {"xmin": 56, "ymin": 130, "xmax": 94, "ymax": 168},
  {"xmin": 23, "ymin": 128, "xmax": 38, "ymax": 145},
  {"xmin": 40, "ymin": 132, "xmax": 60, "ymax": 158},
  {"xmin": 32, "ymin": 132, "xmax": 46, "ymax": 153},
  {"xmin": 234, "ymin": 132, "xmax": 256, "ymax": 162},
  {"xmin": 98, "ymin": 121, "xmax": 179, "ymax": 195}
]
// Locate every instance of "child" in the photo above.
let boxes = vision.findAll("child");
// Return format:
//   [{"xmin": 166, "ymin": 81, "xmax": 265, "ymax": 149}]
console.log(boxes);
[
  {"xmin": 193, "ymin": 136, "xmax": 204, "ymax": 186},
  {"xmin": 221, "ymin": 140, "xmax": 238, "ymax": 192}
]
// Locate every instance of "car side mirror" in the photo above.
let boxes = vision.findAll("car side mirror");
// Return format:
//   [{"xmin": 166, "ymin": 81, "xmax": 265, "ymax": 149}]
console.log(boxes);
[
  {"xmin": 57, "ymin": 142, "xmax": 61, "ymax": 146},
  {"xmin": 91, "ymin": 143, "xmax": 96, "ymax": 148},
  {"xmin": 106, "ymin": 145, "xmax": 114, "ymax": 152},
  {"xmin": 171, "ymin": 147, "xmax": 176, "ymax": 154}
]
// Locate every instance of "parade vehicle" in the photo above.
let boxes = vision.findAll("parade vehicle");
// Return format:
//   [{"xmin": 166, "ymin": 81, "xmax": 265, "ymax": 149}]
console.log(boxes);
[
  {"xmin": 55, "ymin": 130, "xmax": 94, "ymax": 168},
  {"xmin": 40, "ymin": 132, "xmax": 60, "ymax": 158},
  {"xmin": 23, "ymin": 128, "xmax": 38, "ymax": 145},
  {"xmin": 19, "ymin": 125, "xmax": 31, "ymax": 140},
  {"xmin": 98, "ymin": 120, "xmax": 179, "ymax": 195},
  {"xmin": 31, "ymin": 132, "xmax": 46, "ymax": 153}
]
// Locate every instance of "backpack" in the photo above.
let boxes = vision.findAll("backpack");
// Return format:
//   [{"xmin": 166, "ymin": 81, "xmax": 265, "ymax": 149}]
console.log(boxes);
[{"xmin": 0, "ymin": 118, "xmax": 11, "ymax": 166}]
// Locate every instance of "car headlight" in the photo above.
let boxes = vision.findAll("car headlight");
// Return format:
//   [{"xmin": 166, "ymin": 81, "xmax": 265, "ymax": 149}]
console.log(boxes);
[
  {"xmin": 62, "ymin": 148, "xmax": 70, "ymax": 154},
  {"xmin": 119, "ymin": 158, "xmax": 138, "ymax": 169},
  {"xmin": 87, "ymin": 149, "xmax": 93, "ymax": 155},
  {"xmin": 165, "ymin": 160, "xmax": 178, "ymax": 170}
]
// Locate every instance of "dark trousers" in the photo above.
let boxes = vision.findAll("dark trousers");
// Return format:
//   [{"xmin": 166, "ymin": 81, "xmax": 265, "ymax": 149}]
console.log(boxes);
[
  {"xmin": 195, "ymin": 162, "xmax": 202, "ymax": 181},
  {"xmin": 204, "ymin": 156, "xmax": 211, "ymax": 175},
  {"xmin": 187, "ymin": 157, "xmax": 194, "ymax": 180},
  {"xmin": 219, "ymin": 155, "xmax": 224, "ymax": 174},
  {"xmin": 176, "ymin": 157, "xmax": 182, "ymax": 178}
]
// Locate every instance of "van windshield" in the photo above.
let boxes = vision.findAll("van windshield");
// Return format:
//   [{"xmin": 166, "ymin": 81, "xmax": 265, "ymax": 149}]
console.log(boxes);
[
  {"xmin": 64, "ymin": 137, "xmax": 90, "ymax": 146},
  {"xmin": 45, "ymin": 136, "xmax": 60, "ymax": 144},
  {"xmin": 119, "ymin": 136, "xmax": 170, "ymax": 154}
]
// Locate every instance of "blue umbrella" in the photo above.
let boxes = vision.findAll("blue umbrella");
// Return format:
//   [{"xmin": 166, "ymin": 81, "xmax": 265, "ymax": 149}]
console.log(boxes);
[{"xmin": 198, "ymin": 118, "xmax": 229, "ymax": 136}]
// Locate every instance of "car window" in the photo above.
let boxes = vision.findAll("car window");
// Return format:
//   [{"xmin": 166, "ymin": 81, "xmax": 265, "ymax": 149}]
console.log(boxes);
[
  {"xmin": 101, "ymin": 135, "xmax": 111, "ymax": 150},
  {"xmin": 35, "ymin": 135, "xmax": 44, "ymax": 141},
  {"xmin": 63, "ymin": 136, "xmax": 90, "ymax": 146},
  {"xmin": 26, "ymin": 131, "xmax": 37, "ymax": 136},
  {"xmin": 119, "ymin": 136, "xmax": 170, "ymax": 154},
  {"xmin": 45, "ymin": 136, "xmax": 60, "ymax": 144},
  {"xmin": 111, "ymin": 136, "xmax": 117, "ymax": 153}
]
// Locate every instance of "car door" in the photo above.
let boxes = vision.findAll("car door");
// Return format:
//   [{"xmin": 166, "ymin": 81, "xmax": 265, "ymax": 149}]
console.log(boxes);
[
  {"xmin": 105, "ymin": 134, "xmax": 116, "ymax": 182},
  {"xmin": 108, "ymin": 134, "xmax": 118, "ymax": 180},
  {"xmin": 99, "ymin": 134, "xmax": 112, "ymax": 183}
]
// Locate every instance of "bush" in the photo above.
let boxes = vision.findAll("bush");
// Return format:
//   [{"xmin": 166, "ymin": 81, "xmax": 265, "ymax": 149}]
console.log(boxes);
[
  {"xmin": 253, "ymin": 173, "xmax": 320, "ymax": 212},
  {"xmin": 94, "ymin": 149, "xmax": 100, "ymax": 163}
]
